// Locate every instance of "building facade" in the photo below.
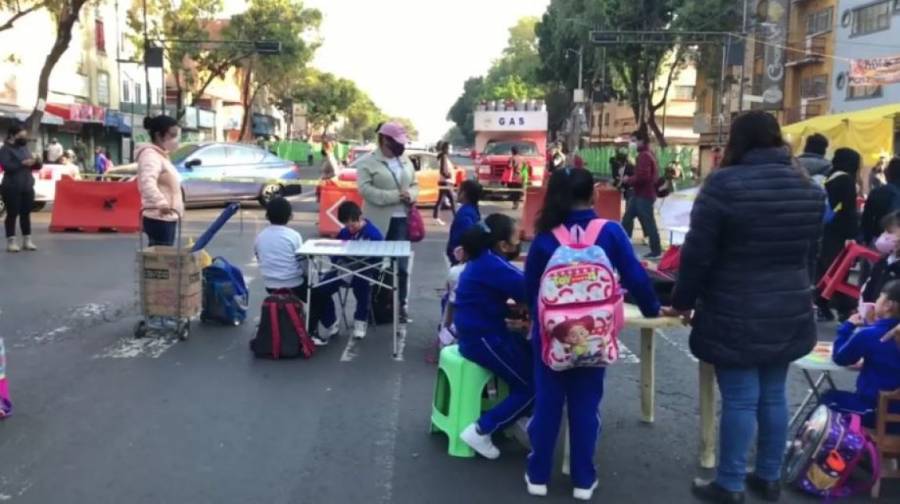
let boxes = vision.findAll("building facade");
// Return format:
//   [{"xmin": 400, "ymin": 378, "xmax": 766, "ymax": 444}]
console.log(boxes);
[{"xmin": 783, "ymin": 0, "xmax": 837, "ymax": 124}]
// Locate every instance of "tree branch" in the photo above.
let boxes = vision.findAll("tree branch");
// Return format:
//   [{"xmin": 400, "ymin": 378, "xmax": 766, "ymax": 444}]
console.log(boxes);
[{"xmin": 0, "ymin": 3, "xmax": 45, "ymax": 33}]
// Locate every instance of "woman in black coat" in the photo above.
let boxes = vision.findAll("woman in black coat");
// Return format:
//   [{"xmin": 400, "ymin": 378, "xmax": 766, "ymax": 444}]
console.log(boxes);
[
  {"xmin": 665, "ymin": 111, "xmax": 823, "ymax": 503},
  {"xmin": 816, "ymin": 148, "xmax": 862, "ymax": 321}
]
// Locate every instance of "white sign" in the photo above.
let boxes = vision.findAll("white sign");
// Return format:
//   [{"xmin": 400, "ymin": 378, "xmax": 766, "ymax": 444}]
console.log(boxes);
[{"xmin": 474, "ymin": 110, "xmax": 548, "ymax": 132}]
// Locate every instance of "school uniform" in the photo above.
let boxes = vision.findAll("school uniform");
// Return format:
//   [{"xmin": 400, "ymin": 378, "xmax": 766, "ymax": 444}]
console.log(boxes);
[
  {"xmin": 823, "ymin": 318, "xmax": 900, "ymax": 430},
  {"xmin": 861, "ymin": 254, "xmax": 900, "ymax": 303},
  {"xmin": 319, "ymin": 219, "xmax": 384, "ymax": 323},
  {"xmin": 446, "ymin": 203, "xmax": 480, "ymax": 265},
  {"xmin": 454, "ymin": 250, "xmax": 532, "ymax": 435},
  {"xmin": 524, "ymin": 209, "xmax": 660, "ymax": 489}
]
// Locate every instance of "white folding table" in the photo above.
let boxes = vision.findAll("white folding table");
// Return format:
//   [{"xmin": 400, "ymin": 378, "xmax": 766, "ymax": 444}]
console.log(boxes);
[{"xmin": 297, "ymin": 239, "xmax": 412, "ymax": 357}]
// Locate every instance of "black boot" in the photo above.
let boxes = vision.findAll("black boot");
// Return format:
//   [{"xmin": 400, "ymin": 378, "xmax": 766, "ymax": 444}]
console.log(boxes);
[
  {"xmin": 746, "ymin": 473, "xmax": 781, "ymax": 502},
  {"xmin": 691, "ymin": 479, "xmax": 744, "ymax": 504}
]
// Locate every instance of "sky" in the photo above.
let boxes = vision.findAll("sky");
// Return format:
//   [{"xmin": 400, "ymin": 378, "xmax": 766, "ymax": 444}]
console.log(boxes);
[{"xmin": 225, "ymin": 0, "xmax": 551, "ymax": 141}]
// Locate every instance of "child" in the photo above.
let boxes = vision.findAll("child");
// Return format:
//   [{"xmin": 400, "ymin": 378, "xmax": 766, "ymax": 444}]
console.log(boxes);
[
  {"xmin": 333, "ymin": 201, "xmax": 383, "ymax": 340},
  {"xmin": 254, "ymin": 197, "xmax": 337, "ymax": 346},
  {"xmin": 439, "ymin": 246, "xmax": 469, "ymax": 348},
  {"xmin": 861, "ymin": 211, "xmax": 900, "ymax": 304},
  {"xmin": 824, "ymin": 280, "xmax": 900, "ymax": 430},
  {"xmin": 446, "ymin": 180, "xmax": 482, "ymax": 265},
  {"xmin": 524, "ymin": 167, "xmax": 659, "ymax": 500},
  {"xmin": 454, "ymin": 213, "xmax": 533, "ymax": 460}
]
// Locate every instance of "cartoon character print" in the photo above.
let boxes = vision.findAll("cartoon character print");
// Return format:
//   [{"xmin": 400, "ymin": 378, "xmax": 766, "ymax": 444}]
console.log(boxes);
[
  {"xmin": 540, "ymin": 264, "xmax": 616, "ymax": 306},
  {"xmin": 544, "ymin": 309, "xmax": 619, "ymax": 369},
  {"xmin": 551, "ymin": 315, "xmax": 594, "ymax": 359}
]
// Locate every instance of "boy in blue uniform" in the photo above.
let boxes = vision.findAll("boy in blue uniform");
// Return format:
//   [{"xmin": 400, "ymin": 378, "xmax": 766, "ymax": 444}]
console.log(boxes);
[
  {"xmin": 824, "ymin": 280, "xmax": 900, "ymax": 430},
  {"xmin": 446, "ymin": 180, "xmax": 482, "ymax": 265},
  {"xmin": 524, "ymin": 168, "xmax": 659, "ymax": 500}
]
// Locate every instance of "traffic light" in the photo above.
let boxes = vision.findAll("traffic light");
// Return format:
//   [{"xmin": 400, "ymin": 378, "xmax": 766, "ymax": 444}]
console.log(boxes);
[{"xmin": 254, "ymin": 41, "xmax": 282, "ymax": 55}]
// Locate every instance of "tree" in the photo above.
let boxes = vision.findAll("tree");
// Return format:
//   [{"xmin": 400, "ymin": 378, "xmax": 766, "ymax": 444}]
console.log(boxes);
[
  {"xmin": 442, "ymin": 126, "xmax": 468, "ymax": 147},
  {"xmin": 290, "ymin": 69, "xmax": 359, "ymax": 136},
  {"xmin": 337, "ymin": 94, "xmax": 385, "ymax": 143},
  {"xmin": 25, "ymin": 0, "xmax": 92, "ymax": 137},
  {"xmin": 483, "ymin": 16, "xmax": 543, "ymax": 100},
  {"xmin": 446, "ymin": 76, "xmax": 484, "ymax": 145},
  {"xmin": 0, "ymin": 0, "xmax": 45, "ymax": 33},
  {"xmin": 226, "ymin": 0, "xmax": 321, "ymax": 139}
]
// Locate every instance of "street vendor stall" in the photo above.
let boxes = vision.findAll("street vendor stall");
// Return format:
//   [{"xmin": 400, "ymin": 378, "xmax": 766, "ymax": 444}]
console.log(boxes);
[{"xmin": 782, "ymin": 103, "xmax": 900, "ymax": 164}]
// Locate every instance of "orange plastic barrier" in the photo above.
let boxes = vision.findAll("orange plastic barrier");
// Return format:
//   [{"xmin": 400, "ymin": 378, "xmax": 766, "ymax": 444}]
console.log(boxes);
[
  {"xmin": 817, "ymin": 242, "xmax": 881, "ymax": 300},
  {"xmin": 594, "ymin": 184, "xmax": 622, "ymax": 222},
  {"xmin": 521, "ymin": 185, "xmax": 547, "ymax": 241},
  {"xmin": 318, "ymin": 183, "xmax": 364, "ymax": 237},
  {"xmin": 50, "ymin": 178, "xmax": 141, "ymax": 233}
]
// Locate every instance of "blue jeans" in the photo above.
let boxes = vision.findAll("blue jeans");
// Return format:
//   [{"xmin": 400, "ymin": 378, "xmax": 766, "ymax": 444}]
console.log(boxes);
[
  {"xmin": 622, "ymin": 196, "xmax": 661, "ymax": 255},
  {"xmin": 458, "ymin": 334, "xmax": 534, "ymax": 435},
  {"xmin": 715, "ymin": 364, "xmax": 789, "ymax": 492},
  {"xmin": 318, "ymin": 272, "xmax": 371, "ymax": 323}
]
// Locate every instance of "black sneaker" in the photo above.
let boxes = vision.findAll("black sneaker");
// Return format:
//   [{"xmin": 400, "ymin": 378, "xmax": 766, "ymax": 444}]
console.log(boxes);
[
  {"xmin": 746, "ymin": 473, "xmax": 780, "ymax": 502},
  {"xmin": 310, "ymin": 332, "xmax": 329, "ymax": 347},
  {"xmin": 400, "ymin": 307, "xmax": 413, "ymax": 324},
  {"xmin": 643, "ymin": 252, "xmax": 663, "ymax": 260},
  {"xmin": 691, "ymin": 478, "xmax": 745, "ymax": 504}
]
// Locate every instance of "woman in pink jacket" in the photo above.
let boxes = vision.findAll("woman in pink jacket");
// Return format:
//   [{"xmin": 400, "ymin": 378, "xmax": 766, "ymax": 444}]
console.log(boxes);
[{"xmin": 137, "ymin": 115, "xmax": 183, "ymax": 246}]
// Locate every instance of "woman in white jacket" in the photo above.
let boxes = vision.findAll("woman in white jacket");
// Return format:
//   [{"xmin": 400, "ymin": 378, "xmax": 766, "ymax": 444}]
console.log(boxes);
[{"xmin": 137, "ymin": 115, "xmax": 183, "ymax": 246}]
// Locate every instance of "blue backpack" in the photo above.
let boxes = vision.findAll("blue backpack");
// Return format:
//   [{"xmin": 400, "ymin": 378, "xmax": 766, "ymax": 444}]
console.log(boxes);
[{"xmin": 201, "ymin": 257, "xmax": 249, "ymax": 326}]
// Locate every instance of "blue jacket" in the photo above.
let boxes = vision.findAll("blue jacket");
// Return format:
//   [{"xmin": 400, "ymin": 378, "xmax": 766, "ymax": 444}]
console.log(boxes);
[
  {"xmin": 525, "ymin": 209, "xmax": 660, "ymax": 337},
  {"xmin": 336, "ymin": 219, "xmax": 383, "ymax": 241},
  {"xmin": 454, "ymin": 250, "xmax": 525, "ymax": 340},
  {"xmin": 834, "ymin": 319, "xmax": 900, "ymax": 403},
  {"xmin": 446, "ymin": 204, "xmax": 481, "ymax": 264}
]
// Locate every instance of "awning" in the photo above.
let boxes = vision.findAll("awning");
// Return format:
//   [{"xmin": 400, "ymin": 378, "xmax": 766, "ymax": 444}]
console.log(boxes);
[
  {"xmin": 782, "ymin": 104, "xmax": 900, "ymax": 163},
  {"xmin": 0, "ymin": 105, "xmax": 64, "ymax": 125},
  {"xmin": 45, "ymin": 103, "xmax": 106, "ymax": 123},
  {"xmin": 104, "ymin": 110, "xmax": 132, "ymax": 135}
]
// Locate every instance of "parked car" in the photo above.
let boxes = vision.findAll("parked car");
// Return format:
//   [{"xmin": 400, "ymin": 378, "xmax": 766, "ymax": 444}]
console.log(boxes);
[
  {"xmin": 475, "ymin": 139, "xmax": 544, "ymax": 194},
  {"xmin": 0, "ymin": 163, "xmax": 80, "ymax": 217},
  {"xmin": 336, "ymin": 149, "xmax": 466, "ymax": 206},
  {"xmin": 104, "ymin": 143, "xmax": 302, "ymax": 206}
]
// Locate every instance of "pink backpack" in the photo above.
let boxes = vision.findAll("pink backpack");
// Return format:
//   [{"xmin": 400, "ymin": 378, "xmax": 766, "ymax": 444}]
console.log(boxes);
[
  {"xmin": 539, "ymin": 219, "xmax": 624, "ymax": 371},
  {"xmin": 0, "ymin": 337, "xmax": 11, "ymax": 419}
]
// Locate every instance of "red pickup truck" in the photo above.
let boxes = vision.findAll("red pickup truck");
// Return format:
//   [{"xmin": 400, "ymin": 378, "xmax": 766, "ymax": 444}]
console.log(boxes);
[{"xmin": 475, "ymin": 139, "xmax": 545, "ymax": 194}]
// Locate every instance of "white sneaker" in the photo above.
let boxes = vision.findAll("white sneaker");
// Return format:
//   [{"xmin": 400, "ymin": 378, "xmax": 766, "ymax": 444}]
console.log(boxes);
[
  {"xmin": 22, "ymin": 236, "xmax": 36, "ymax": 251},
  {"xmin": 460, "ymin": 423, "xmax": 500, "ymax": 460},
  {"xmin": 525, "ymin": 474, "xmax": 548, "ymax": 497},
  {"xmin": 573, "ymin": 480, "xmax": 598, "ymax": 501},
  {"xmin": 323, "ymin": 324, "xmax": 340, "ymax": 338},
  {"xmin": 6, "ymin": 237, "xmax": 20, "ymax": 253},
  {"xmin": 435, "ymin": 218, "xmax": 446, "ymax": 226},
  {"xmin": 353, "ymin": 320, "xmax": 368, "ymax": 339}
]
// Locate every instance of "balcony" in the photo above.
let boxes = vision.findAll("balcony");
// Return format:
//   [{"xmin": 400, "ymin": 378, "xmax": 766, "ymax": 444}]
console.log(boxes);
[
  {"xmin": 693, "ymin": 113, "xmax": 713, "ymax": 134},
  {"xmin": 785, "ymin": 36, "xmax": 827, "ymax": 66},
  {"xmin": 784, "ymin": 103, "xmax": 823, "ymax": 125}
]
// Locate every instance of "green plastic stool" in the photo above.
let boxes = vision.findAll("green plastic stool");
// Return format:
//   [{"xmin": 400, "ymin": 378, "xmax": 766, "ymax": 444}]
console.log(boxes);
[{"xmin": 430, "ymin": 344, "xmax": 509, "ymax": 457}]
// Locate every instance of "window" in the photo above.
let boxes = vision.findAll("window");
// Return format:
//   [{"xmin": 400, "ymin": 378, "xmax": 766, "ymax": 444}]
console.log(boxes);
[
  {"xmin": 231, "ymin": 146, "xmax": 264, "ymax": 165},
  {"xmin": 418, "ymin": 155, "xmax": 439, "ymax": 171},
  {"xmin": 483, "ymin": 141, "xmax": 539, "ymax": 156},
  {"xmin": 801, "ymin": 74, "xmax": 829, "ymax": 99},
  {"xmin": 97, "ymin": 72, "xmax": 109, "ymax": 105},
  {"xmin": 196, "ymin": 146, "xmax": 229, "ymax": 168},
  {"xmin": 806, "ymin": 8, "xmax": 834, "ymax": 35},
  {"xmin": 848, "ymin": 84, "xmax": 883, "ymax": 99},
  {"xmin": 673, "ymin": 85, "xmax": 695, "ymax": 100},
  {"xmin": 134, "ymin": 82, "xmax": 143, "ymax": 104},
  {"xmin": 121, "ymin": 80, "xmax": 131, "ymax": 104},
  {"xmin": 852, "ymin": 1, "xmax": 891, "ymax": 36},
  {"xmin": 603, "ymin": 112, "xmax": 610, "ymax": 127},
  {"xmin": 95, "ymin": 19, "xmax": 106, "ymax": 54},
  {"xmin": 895, "ymin": 0, "xmax": 900, "ymax": 12}
]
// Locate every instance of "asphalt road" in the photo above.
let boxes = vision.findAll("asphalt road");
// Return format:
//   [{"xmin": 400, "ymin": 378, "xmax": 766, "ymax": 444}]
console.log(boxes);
[{"xmin": 0, "ymin": 190, "xmax": 897, "ymax": 503}]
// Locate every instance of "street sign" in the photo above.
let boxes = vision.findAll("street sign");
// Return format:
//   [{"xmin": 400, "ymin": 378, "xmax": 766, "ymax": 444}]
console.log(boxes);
[
  {"xmin": 473, "ymin": 110, "xmax": 548, "ymax": 132},
  {"xmin": 254, "ymin": 41, "xmax": 282, "ymax": 55}
]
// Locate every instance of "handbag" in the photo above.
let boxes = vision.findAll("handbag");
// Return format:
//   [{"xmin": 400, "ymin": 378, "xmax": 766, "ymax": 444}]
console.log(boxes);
[{"xmin": 383, "ymin": 160, "xmax": 425, "ymax": 243}]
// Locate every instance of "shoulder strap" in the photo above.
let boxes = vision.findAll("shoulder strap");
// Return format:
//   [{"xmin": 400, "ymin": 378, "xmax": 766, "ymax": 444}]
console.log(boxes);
[
  {"xmin": 826, "ymin": 171, "xmax": 848, "ymax": 184},
  {"xmin": 551, "ymin": 225, "xmax": 572, "ymax": 246},
  {"xmin": 582, "ymin": 219, "xmax": 607, "ymax": 246},
  {"xmin": 380, "ymin": 159, "xmax": 404, "ymax": 192}
]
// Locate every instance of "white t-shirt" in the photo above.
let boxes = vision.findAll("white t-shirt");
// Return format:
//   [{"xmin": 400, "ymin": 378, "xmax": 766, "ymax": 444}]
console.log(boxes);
[
  {"xmin": 447, "ymin": 264, "xmax": 466, "ymax": 304},
  {"xmin": 387, "ymin": 157, "xmax": 407, "ymax": 218},
  {"xmin": 254, "ymin": 225, "xmax": 304, "ymax": 289}
]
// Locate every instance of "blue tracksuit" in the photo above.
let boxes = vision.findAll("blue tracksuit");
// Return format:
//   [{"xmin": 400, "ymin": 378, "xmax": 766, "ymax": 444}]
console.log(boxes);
[
  {"xmin": 446, "ymin": 203, "xmax": 481, "ymax": 265},
  {"xmin": 823, "ymin": 318, "xmax": 900, "ymax": 430},
  {"xmin": 320, "ymin": 220, "xmax": 384, "ymax": 323},
  {"xmin": 524, "ymin": 209, "xmax": 660, "ymax": 488},
  {"xmin": 454, "ymin": 250, "xmax": 533, "ymax": 435}
]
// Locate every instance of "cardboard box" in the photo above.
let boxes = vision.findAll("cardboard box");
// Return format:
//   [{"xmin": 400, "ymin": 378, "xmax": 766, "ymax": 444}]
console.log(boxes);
[{"xmin": 139, "ymin": 246, "xmax": 202, "ymax": 318}]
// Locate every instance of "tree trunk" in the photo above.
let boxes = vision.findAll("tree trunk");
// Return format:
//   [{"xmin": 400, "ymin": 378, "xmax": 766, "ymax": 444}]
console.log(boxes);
[
  {"xmin": 238, "ymin": 63, "xmax": 254, "ymax": 140},
  {"xmin": 26, "ymin": 1, "xmax": 90, "ymax": 138},
  {"xmin": 174, "ymin": 71, "xmax": 185, "ymax": 121}
]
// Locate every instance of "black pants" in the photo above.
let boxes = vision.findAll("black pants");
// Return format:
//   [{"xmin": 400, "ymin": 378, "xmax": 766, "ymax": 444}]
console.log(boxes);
[
  {"xmin": 507, "ymin": 182, "xmax": 523, "ymax": 203},
  {"xmin": 143, "ymin": 217, "xmax": 177, "ymax": 247},
  {"xmin": 622, "ymin": 196, "xmax": 662, "ymax": 256},
  {"xmin": 386, "ymin": 217, "xmax": 409, "ymax": 309},
  {"xmin": 2, "ymin": 186, "xmax": 34, "ymax": 238},
  {"xmin": 432, "ymin": 186, "xmax": 456, "ymax": 219}
]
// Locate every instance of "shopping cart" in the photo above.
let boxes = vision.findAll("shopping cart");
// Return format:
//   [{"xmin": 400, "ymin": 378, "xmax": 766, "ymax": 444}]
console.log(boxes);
[{"xmin": 134, "ymin": 208, "xmax": 201, "ymax": 340}]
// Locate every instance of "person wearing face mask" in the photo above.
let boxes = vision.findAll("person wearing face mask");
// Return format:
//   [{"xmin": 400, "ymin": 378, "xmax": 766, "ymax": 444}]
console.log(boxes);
[
  {"xmin": 453, "ymin": 213, "xmax": 533, "ymax": 461},
  {"xmin": 355, "ymin": 121, "xmax": 419, "ymax": 321},
  {"xmin": 0, "ymin": 126, "xmax": 38, "ymax": 252},
  {"xmin": 136, "ymin": 115, "xmax": 183, "ymax": 247},
  {"xmin": 861, "ymin": 212, "xmax": 900, "ymax": 306},
  {"xmin": 621, "ymin": 129, "xmax": 662, "ymax": 259},
  {"xmin": 861, "ymin": 157, "xmax": 900, "ymax": 247}
]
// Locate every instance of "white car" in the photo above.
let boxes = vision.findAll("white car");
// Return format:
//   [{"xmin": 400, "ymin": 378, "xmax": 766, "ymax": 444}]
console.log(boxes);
[{"xmin": 0, "ymin": 163, "xmax": 81, "ymax": 217}]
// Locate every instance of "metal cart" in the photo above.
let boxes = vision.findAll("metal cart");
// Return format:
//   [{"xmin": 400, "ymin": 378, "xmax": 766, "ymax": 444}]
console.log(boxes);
[{"xmin": 134, "ymin": 208, "xmax": 197, "ymax": 340}]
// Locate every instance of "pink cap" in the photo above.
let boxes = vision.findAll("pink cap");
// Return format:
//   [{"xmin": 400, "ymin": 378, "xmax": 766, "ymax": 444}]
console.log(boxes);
[{"xmin": 377, "ymin": 122, "xmax": 408, "ymax": 145}]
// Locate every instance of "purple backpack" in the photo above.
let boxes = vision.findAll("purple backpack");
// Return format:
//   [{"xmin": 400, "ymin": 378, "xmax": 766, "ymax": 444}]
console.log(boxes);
[
  {"xmin": 0, "ymin": 337, "xmax": 11, "ymax": 419},
  {"xmin": 784, "ymin": 405, "xmax": 880, "ymax": 498}
]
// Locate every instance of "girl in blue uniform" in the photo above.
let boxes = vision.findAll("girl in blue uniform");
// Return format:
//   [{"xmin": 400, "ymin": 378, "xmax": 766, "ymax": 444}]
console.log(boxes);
[
  {"xmin": 454, "ymin": 213, "xmax": 533, "ymax": 460},
  {"xmin": 446, "ymin": 180, "xmax": 483, "ymax": 265},
  {"xmin": 524, "ymin": 168, "xmax": 660, "ymax": 500}
]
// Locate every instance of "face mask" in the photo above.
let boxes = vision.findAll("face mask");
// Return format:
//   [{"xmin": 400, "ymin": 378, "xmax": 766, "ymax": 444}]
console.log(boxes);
[
  {"xmin": 504, "ymin": 242, "xmax": 522, "ymax": 262},
  {"xmin": 388, "ymin": 140, "xmax": 405, "ymax": 158},
  {"xmin": 162, "ymin": 137, "xmax": 179, "ymax": 152},
  {"xmin": 14, "ymin": 138, "xmax": 27, "ymax": 147},
  {"xmin": 875, "ymin": 232, "xmax": 899, "ymax": 255}
]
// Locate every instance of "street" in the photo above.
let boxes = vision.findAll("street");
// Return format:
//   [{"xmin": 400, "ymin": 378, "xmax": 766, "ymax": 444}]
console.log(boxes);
[{"xmin": 0, "ymin": 188, "xmax": 895, "ymax": 504}]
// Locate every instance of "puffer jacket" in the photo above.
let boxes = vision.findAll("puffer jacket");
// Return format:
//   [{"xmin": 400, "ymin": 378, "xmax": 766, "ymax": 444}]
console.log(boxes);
[
  {"xmin": 672, "ymin": 147, "xmax": 825, "ymax": 367},
  {"xmin": 136, "ymin": 143, "xmax": 183, "ymax": 222}
]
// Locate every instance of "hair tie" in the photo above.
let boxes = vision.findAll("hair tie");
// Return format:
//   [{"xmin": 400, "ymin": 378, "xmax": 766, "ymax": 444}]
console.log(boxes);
[{"xmin": 478, "ymin": 221, "xmax": 491, "ymax": 234}]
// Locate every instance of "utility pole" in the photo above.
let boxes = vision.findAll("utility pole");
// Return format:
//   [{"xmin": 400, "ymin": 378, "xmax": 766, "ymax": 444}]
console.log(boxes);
[
  {"xmin": 566, "ymin": 47, "xmax": 585, "ymax": 152},
  {"xmin": 738, "ymin": 0, "xmax": 749, "ymax": 113},
  {"xmin": 142, "ymin": 0, "xmax": 151, "ymax": 113}
]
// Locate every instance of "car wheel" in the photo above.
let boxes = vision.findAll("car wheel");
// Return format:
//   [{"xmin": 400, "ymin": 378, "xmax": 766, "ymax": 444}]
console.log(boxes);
[
  {"xmin": 32, "ymin": 201, "xmax": 46, "ymax": 212},
  {"xmin": 258, "ymin": 184, "xmax": 283, "ymax": 206}
]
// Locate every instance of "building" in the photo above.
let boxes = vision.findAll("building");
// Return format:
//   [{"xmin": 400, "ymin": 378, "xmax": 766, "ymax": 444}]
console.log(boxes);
[
  {"xmin": 783, "ymin": 0, "xmax": 837, "ymax": 124},
  {"xmin": 831, "ymin": 0, "xmax": 900, "ymax": 113}
]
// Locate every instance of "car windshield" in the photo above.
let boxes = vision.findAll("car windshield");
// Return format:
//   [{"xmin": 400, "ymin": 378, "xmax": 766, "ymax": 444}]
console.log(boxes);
[
  {"xmin": 170, "ymin": 144, "xmax": 201, "ymax": 164},
  {"xmin": 483, "ymin": 141, "xmax": 538, "ymax": 156}
]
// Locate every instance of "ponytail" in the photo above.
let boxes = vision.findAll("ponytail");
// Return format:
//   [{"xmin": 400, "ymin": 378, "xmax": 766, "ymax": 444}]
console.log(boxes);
[
  {"xmin": 536, "ymin": 167, "xmax": 594, "ymax": 233},
  {"xmin": 459, "ymin": 213, "xmax": 516, "ymax": 259}
]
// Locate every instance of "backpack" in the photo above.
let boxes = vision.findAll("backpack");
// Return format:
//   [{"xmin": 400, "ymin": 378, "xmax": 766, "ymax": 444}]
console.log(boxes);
[
  {"xmin": 250, "ymin": 291, "xmax": 315, "ymax": 359},
  {"xmin": 201, "ymin": 257, "xmax": 249, "ymax": 326},
  {"xmin": 784, "ymin": 405, "xmax": 881, "ymax": 498},
  {"xmin": 538, "ymin": 219, "xmax": 625, "ymax": 371},
  {"xmin": 0, "ymin": 337, "xmax": 11, "ymax": 419}
]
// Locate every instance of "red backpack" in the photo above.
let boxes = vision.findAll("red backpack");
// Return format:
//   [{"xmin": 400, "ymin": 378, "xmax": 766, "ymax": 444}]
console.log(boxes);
[{"xmin": 250, "ymin": 291, "xmax": 315, "ymax": 359}]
